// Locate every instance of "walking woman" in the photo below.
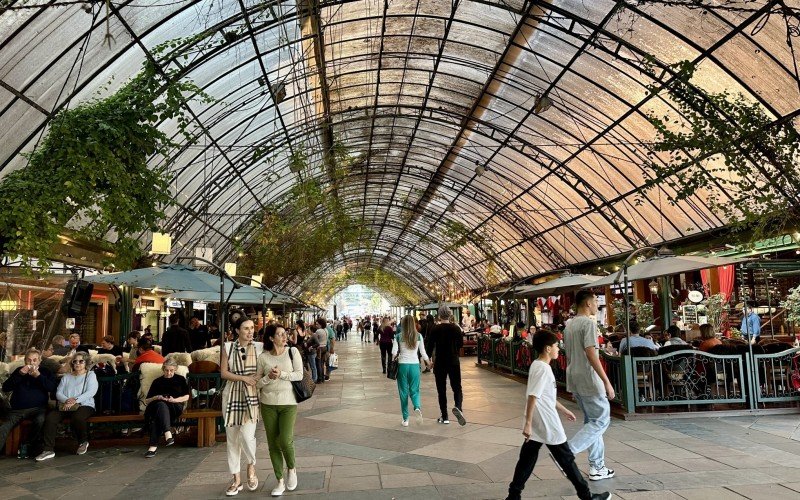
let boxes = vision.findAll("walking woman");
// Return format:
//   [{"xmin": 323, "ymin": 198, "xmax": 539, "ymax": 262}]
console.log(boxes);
[
  {"xmin": 221, "ymin": 316, "xmax": 263, "ymax": 496},
  {"xmin": 142, "ymin": 358, "xmax": 190, "ymax": 457},
  {"xmin": 378, "ymin": 317, "xmax": 395, "ymax": 373},
  {"xmin": 392, "ymin": 315, "xmax": 430, "ymax": 426},
  {"xmin": 257, "ymin": 326, "xmax": 303, "ymax": 496},
  {"xmin": 36, "ymin": 351, "xmax": 98, "ymax": 461}
]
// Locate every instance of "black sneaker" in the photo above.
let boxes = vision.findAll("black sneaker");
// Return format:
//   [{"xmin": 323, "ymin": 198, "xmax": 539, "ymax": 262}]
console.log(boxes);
[
  {"xmin": 437, "ymin": 417, "xmax": 450, "ymax": 424},
  {"xmin": 165, "ymin": 437, "xmax": 175, "ymax": 447},
  {"xmin": 591, "ymin": 493, "xmax": 612, "ymax": 500},
  {"xmin": 452, "ymin": 407, "xmax": 466, "ymax": 426},
  {"xmin": 145, "ymin": 450, "xmax": 157, "ymax": 458}
]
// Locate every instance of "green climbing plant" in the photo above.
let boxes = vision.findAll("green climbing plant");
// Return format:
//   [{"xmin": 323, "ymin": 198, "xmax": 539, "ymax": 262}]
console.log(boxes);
[
  {"xmin": 0, "ymin": 40, "xmax": 213, "ymax": 272},
  {"xmin": 240, "ymin": 140, "xmax": 371, "ymax": 286},
  {"xmin": 641, "ymin": 59, "xmax": 800, "ymax": 241}
]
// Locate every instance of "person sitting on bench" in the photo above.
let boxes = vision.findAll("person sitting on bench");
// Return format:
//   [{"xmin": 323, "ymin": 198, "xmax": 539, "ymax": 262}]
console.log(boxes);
[
  {"xmin": 142, "ymin": 358, "xmax": 190, "ymax": 458},
  {"xmin": 0, "ymin": 348, "xmax": 57, "ymax": 458}
]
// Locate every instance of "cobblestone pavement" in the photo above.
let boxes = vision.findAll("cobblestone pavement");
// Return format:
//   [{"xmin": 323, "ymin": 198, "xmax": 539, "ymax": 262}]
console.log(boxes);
[{"xmin": 2, "ymin": 338, "xmax": 800, "ymax": 499}]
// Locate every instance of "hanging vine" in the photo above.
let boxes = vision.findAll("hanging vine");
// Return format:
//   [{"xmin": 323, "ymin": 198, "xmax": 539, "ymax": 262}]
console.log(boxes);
[
  {"xmin": 0, "ymin": 40, "xmax": 213, "ymax": 272},
  {"xmin": 641, "ymin": 59, "xmax": 800, "ymax": 240}
]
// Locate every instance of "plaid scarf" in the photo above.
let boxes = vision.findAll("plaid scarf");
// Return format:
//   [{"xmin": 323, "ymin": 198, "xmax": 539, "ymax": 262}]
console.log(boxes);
[{"xmin": 224, "ymin": 341, "xmax": 259, "ymax": 426}]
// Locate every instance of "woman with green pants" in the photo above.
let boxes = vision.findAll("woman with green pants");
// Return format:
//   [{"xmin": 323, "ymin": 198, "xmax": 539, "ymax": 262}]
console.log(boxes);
[
  {"xmin": 257, "ymin": 326, "xmax": 304, "ymax": 496},
  {"xmin": 392, "ymin": 315, "xmax": 431, "ymax": 427}
]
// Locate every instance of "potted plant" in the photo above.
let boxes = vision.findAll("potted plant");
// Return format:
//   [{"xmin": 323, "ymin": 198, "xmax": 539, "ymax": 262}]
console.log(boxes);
[
  {"xmin": 705, "ymin": 293, "xmax": 727, "ymax": 333},
  {"xmin": 779, "ymin": 286, "xmax": 800, "ymax": 335}
]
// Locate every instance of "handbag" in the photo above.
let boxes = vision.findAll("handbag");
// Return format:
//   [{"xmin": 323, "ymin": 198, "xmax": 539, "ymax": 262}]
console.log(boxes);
[
  {"xmin": 328, "ymin": 352, "xmax": 339, "ymax": 369},
  {"xmin": 288, "ymin": 347, "xmax": 315, "ymax": 403},
  {"xmin": 791, "ymin": 355, "xmax": 800, "ymax": 391},
  {"xmin": 59, "ymin": 372, "xmax": 88, "ymax": 411},
  {"xmin": 386, "ymin": 356, "xmax": 399, "ymax": 380}
]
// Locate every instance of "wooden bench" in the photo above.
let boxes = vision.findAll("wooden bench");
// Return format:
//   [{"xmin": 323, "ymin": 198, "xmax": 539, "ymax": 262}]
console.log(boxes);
[
  {"xmin": 4, "ymin": 370, "xmax": 224, "ymax": 456},
  {"xmin": 4, "ymin": 408, "xmax": 222, "ymax": 456}
]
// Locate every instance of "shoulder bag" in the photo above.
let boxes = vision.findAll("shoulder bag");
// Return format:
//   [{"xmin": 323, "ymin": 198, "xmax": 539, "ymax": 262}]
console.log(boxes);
[
  {"xmin": 288, "ymin": 347, "xmax": 315, "ymax": 403},
  {"xmin": 386, "ymin": 333, "xmax": 400, "ymax": 380}
]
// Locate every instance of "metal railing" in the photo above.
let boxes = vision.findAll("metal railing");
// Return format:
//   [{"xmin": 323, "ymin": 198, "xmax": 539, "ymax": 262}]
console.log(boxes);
[
  {"xmin": 93, "ymin": 371, "xmax": 224, "ymax": 415},
  {"xmin": 599, "ymin": 351, "xmax": 623, "ymax": 406},
  {"xmin": 753, "ymin": 347, "xmax": 800, "ymax": 404},
  {"xmin": 630, "ymin": 350, "xmax": 748, "ymax": 408},
  {"xmin": 187, "ymin": 372, "xmax": 224, "ymax": 411}
]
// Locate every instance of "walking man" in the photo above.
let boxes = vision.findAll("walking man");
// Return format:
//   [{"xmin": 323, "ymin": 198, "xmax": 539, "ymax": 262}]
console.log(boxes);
[
  {"xmin": 429, "ymin": 305, "xmax": 466, "ymax": 426},
  {"xmin": 564, "ymin": 290, "xmax": 615, "ymax": 481}
]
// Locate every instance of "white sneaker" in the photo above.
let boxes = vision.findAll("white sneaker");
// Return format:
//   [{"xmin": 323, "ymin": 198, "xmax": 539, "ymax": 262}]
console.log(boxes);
[
  {"xmin": 401, "ymin": 419, "xmax": 409, "ymax": 427},
  {"xmin": 414, "ymin": 408, "xmax": 423, "ymax": 425},
  {"xmin": 589, "ymin": 466, "xmax": 615, "ymax": 481},
  {"xmin": 286, "ymin": 468, "xmax": 298, "ymax": 491},
  {"xmin": 77, "ymin": 442, "xmax": 89, "ymax": 455},
  {"xmin": 271, "ymin": 478, "xmax": 285, "ymax": 496},
  {"xmin": 35, "ymin": 451, "xmax": 55, "ymax": 461}
]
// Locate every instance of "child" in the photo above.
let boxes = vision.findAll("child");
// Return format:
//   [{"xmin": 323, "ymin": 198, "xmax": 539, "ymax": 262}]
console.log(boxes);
[{"xmin": 507, "ymin": 330, "xmax": 612, "ymax": 500}]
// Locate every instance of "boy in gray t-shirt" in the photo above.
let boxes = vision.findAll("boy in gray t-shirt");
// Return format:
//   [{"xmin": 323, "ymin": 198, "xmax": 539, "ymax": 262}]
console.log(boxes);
[{"xmin": 563, "ymin": 290, "xmax": 615, "ymax": 482}]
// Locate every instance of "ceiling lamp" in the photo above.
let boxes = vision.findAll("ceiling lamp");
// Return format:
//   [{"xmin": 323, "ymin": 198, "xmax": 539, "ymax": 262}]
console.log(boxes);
[
  {"xmin": 533, "ymin": 94, "xmax": 553, "ymax": 114},
  {"xmin": 475, "ymin": 164, "xmax": 485, "ymax": 176},
  {"xmin": 0, "ymin": 286, "xmax": 16, "ymax": 311},
  {"xmin": 447, "ymin": 203, "xmax": 456, "ymax": 213},
  {"xmin": 150, "ymin": 232, "xmax": 172, "ymax": 255}
]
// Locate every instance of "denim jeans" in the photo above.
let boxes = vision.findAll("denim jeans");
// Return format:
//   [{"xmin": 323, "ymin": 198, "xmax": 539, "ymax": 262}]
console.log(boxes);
[
  {"xmin": 568, "ymin": 393, "xmax": 610, "ymax": 470},
  {"xmin": 307, "ymin": 351, "xmax": 318, "ymax": 382}
]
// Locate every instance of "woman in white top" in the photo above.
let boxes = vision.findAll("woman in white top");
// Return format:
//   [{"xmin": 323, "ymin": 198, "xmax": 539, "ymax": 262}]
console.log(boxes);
[
  {"xmin": 221, "ymin": 316, "xmax": 263, "ymax": 496},
  {"xmin": 392, "ymin": 315, "xmax": 430, "ymax": 427},
  {"xmin": 257, "ymin": 326, "xmax": 303, "ymax": 496}
]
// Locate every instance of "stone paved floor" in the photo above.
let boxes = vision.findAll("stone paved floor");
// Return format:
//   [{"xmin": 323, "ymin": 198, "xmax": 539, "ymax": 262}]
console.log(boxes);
[{"xmin": 3, "ymin": 338, "xmax": 800, "ymax": 499}]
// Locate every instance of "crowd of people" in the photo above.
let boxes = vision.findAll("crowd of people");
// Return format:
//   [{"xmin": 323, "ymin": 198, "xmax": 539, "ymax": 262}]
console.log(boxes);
[{"xmin": 0, "ymin": 301, "xmax": 623, "ymax": 499}]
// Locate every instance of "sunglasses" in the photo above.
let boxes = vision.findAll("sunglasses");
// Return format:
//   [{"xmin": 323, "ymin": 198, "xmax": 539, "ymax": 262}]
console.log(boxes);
[{"xmin": 239, "ymin": 347, "xmax": 247, "ymax": 361}]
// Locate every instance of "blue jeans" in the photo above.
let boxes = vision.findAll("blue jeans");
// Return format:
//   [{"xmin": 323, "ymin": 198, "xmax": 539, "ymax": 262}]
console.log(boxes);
[
  {"xmin": 568, "ymin": 393, "xmax": 610, "ymax": 470},
  {"xmin": 307, "ymin": 351, "xmax": 318, "ymax": 382}
]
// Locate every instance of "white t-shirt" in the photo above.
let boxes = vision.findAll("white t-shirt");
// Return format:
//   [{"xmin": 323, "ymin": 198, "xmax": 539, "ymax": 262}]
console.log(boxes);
[{"xmin": 525, "ymin": 360, "xmax": 567, "ymax": 445}]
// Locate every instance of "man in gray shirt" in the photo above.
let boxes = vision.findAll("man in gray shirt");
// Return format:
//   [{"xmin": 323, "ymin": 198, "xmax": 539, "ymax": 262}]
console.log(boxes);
[{"xmin": 564, "ymin": 290, "xmax": 615, "ymax": 482}]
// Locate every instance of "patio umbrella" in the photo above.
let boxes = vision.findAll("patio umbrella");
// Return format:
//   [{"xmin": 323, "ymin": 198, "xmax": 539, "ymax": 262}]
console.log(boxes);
[
  {"xmin": 588, "ymin": 254, "xmax": 745, "ymax": 288},
  {"xmin": 171, "ymin": 285, "xmax": 293, "ymax": 305},
  {"xmin": 84, "ymin": 263, "xmax": 228, "ymax": 293},
  {"xmin": 517, "ymin": 274, "xmax": 605, "ymax": 297}
]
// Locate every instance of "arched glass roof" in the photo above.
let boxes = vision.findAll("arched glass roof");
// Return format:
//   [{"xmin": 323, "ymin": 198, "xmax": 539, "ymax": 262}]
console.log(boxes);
[{"xmin": 1, "ymin": 0, "xmax": 798, "ymax": 301}]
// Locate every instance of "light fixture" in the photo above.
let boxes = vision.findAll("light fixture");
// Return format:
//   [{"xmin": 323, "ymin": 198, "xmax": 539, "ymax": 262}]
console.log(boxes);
[
  {"xmin": 533, "ymin": 94, "xmax": 553, "ymax": 114},
  {"xmin": 447, "ymin": 203, "xmax": 456, "ymax": 213},
  {"xmin": 224, "ymin": 262, "xmax": 238, "ymax": 276},
  {"xmin": 160, "ymin": 311, "xmax": 170, "ymax": 319},
  {"xmin": 648, "ymin": 279, "xmax": 659, "ymax": 295},
  {"xmin": 0, "ymin": 286, "xmax": 16, "ymax": 311},
  {"xmin": 475, "ymin": 164, "xmax": 485, "ymax": 176},
  {"xmin": 150, "ymin": 232, "xmax": 172, "ymax": 255}
]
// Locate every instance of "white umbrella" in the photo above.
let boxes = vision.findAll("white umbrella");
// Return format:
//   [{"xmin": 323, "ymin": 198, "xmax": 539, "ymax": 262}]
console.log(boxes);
[
  {"xmin": 589, "ymin": 254, "xmax": 745, "ymax": 288},
  {"xmin": 84, "ymin": 263, "xmax": 228, "ymax": 292},
  {"xmin": 517, "ymin": 274, "xmax": 604, "ymax": 296},
  {"xmin": 171, "ymin": 285, "xmax": 292, "ymax": 305}
]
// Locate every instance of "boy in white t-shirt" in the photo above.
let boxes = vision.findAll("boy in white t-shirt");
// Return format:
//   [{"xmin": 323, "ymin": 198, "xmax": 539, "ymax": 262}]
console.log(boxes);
[{"xmin": 507, "ymin": 330, "xmax": 612, "ymax": 500}]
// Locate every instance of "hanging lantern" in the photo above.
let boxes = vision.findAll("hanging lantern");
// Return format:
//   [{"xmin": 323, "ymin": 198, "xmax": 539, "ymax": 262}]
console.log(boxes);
[
  {"xmin": 224, "ymin": 262, "xmax": 237, "ymax": 277},
  {"xmin": 151, "ymin": 232, "xmax": 172, "ymax": 255}
]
